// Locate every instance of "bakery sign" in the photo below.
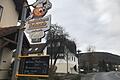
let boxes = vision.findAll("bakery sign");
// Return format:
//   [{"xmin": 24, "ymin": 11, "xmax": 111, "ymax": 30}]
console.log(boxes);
[
  {"xmin": 24, "ymin": 0, "xmax": 52, "ymax": 44},
  {"xmin": 24, "ymin": 15, "xmax": 51, "ymax": 44}
]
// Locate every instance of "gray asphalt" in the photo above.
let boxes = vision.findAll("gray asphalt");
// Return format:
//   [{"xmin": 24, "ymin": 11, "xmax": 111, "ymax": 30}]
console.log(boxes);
[{"xmin": 92, "ymin": 71, "xmax": 120, "ymax": 80}]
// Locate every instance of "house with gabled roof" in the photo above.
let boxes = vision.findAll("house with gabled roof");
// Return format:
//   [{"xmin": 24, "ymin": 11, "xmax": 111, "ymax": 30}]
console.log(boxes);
[{"xmin": 47, "ymin": 38, "xmax": 79, "ymax": 74}]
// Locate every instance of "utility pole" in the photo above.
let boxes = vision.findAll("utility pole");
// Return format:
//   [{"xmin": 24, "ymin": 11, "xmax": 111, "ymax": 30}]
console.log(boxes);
[
  {"xmin": 77, "ymin": 50, "xmax": 81, "ymax": 73},
  {"xmin": 11, "ymin": 2, "xmax": 27, "ymax": 80},
  {"xmin": 67, "ymin": 50, "xmax": 68, "ymax": 73}
]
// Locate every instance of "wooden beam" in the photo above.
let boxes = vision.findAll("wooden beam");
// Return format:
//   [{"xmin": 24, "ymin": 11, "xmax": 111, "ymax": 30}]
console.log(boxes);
[
  {"xmin": 19, "ymin": 55, "xmax": 49, "ymax": 58},
  {"xmin": 16, "ymin": 74, "xmax": 49, "ymax": 78},
  {"xmin": 0, "ymin": 47, "xmax": 3, "ymax": 64},
  {"xmin": 2, "ymin": 37, "xmax": 17, "ymax": 44},
  {"xmin": 0, "ymin": 42, "xmax": 9, "ymax": 48},
  {"xmin": 14, "ymin": 33, "xmax": 18, "ymax": 42}
]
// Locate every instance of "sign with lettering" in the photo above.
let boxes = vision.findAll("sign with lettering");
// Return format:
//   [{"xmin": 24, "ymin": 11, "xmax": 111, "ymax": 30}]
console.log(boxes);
[
  {"xmin": 24, "ymin": 0, "xmax": 52, "ymax": 44},
  {"xmin": 17, "ymin": 55, "xmax": 49, "ymax": 77},
  {"xmin": 24, "ymin": 15, "xmax": 51, "ymax": 44}
]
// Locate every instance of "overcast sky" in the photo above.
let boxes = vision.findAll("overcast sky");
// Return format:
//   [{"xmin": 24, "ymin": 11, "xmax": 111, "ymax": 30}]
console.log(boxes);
[{"xmin": 28, "ymin": 0, "xmax": 120, "ymax": 55}]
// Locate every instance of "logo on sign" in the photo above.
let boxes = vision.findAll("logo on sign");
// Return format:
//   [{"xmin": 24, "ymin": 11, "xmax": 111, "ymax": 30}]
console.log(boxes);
[{"xmin": 32, "ymin": 0, "xmax": 52, "ymax": 17}]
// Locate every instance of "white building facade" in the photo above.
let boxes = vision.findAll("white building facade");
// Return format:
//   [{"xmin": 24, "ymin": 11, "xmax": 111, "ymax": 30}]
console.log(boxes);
[
  {"xmin": 50, "ymin": 47, "xmax": 78, "ymax": 74},
  {"xmin": 0, "ymin": 0, "xmax": 18, "ymax": 28}
]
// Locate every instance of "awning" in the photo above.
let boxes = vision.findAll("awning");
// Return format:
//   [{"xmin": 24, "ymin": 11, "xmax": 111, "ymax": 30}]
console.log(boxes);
[
  {"xmin": 0, "ymin": 26, "xmax": 19, "ymax": 37},
  {"xmin": 0, "ymin": 26, "xmax": 30, "ymax": 50}
]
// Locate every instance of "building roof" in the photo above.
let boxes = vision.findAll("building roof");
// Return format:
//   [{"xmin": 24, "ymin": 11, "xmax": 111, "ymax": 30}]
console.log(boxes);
[
  {"xmin": 0, "ymin": 26, "xmax": 46, "ymax": 52},
  {"xmin": 0, "ymin": 26, "xmax": 19, "ymax": 49},
  {"xmin": 0, "ymin": 26, "xmax": 30, "ymax": 50},
  {"xmin": 23, "ymin": 43, "xmax": 47, "ymax": 54},
  {"xmin": 0, "ymin": 26, "xmax": 19, "ymax": 37}
]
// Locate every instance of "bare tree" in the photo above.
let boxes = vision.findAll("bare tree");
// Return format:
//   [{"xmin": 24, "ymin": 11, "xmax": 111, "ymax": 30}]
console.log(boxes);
[
  {"xmin": 46, "ymin": 24, "xmax": 69, "ymax": 72},
  {"xmin": 86, "ymin": 45, "xmax": 96, "ymax": 52},
  {"xmin": 86, "ymin": 45, "xmax": 97, "ymax": 72}
]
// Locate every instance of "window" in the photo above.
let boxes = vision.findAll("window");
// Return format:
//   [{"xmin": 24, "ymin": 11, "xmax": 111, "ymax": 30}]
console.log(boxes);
[
  {"xmin": 58, "ymin": 54, "xmax": 64, "ymax": 59},
  {"xmin": 0, "ymin": 5, "xmax": 3, "ymax": 21},
  {"xmin": 74, "ymin": 57, "xmax": 75, "ymax": 62},
  {"xmin": 72, "ymin": 56, "xmax": 73, "ymax": 61}
]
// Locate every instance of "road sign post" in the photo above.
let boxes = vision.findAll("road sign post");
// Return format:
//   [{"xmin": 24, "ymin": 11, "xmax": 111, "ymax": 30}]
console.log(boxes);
[{"xmin": 11, "ymin": 2, "xmax": 27, "ymax": 80}]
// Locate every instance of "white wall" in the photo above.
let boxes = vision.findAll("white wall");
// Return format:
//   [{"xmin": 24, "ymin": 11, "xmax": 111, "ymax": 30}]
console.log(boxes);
[
  {"xmin": 0, "ymin": 48, "xmax": 13, "ymax": 79},
  {"xmin": 50, "ymin": 52, "xmax": 78, "ymax": 74},
  {"xmin": 0, "ymin": 0, "xmax": 18, "ymax": 28}
]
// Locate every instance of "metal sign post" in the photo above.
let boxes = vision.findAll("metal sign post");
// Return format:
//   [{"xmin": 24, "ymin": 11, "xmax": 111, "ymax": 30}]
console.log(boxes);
[{"xmin": 11, "ymin": 2, "xmax": 27, "ymax": 80}]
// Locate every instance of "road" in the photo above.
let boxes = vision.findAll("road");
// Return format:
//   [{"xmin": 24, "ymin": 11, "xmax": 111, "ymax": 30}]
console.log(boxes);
[{"xmin": 91, "ymin": 71, "xmax": 120, "ymax": 80}]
